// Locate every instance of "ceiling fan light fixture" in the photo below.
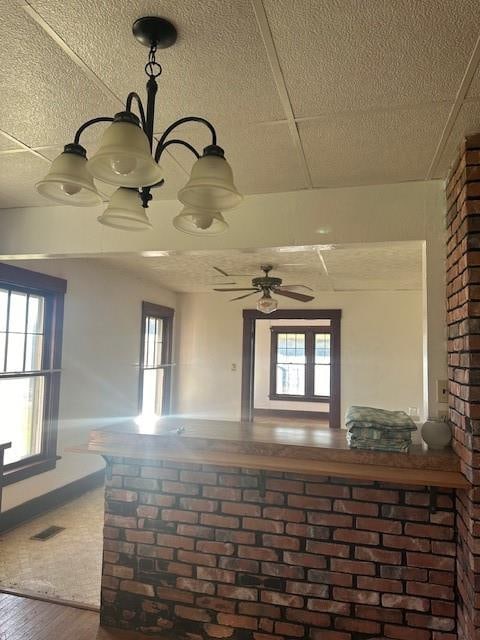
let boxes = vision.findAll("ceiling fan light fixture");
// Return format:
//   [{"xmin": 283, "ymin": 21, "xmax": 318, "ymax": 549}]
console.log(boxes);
[
  {"xmin": 257, "ymin": 291, "xmax": 278, "ymax": 314},
  {"xmin": 173, "ymin": 207, "xmax": 228, "ymax": 236},
  {"xmin": 36, "ymin": 144, "xmax": 102, "ymax": 207},
  {"xmin": 178, "ymin": 146, "xmax": 242, "ymax": 211},
  {"xmin": 97, "ymin": 187, "xmax": 152, "ymax": 231},
  {"xmin": 87, "ymin": 113, "xmax": 163, "ymax": 188}
]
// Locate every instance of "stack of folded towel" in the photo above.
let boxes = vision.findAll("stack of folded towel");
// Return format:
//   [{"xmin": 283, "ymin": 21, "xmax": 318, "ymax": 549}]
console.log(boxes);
[{"xmin": 346, "ymin": 406, "xmax": 416, "ymax": 452}]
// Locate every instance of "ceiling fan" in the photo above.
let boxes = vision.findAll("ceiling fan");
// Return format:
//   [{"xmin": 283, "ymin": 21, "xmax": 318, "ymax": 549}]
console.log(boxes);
[
  {"xmin": 213, "ymin": 265, "xmax": 315, "ymax": 314},
  {"xmin": 206, "ymin": 265, "xmax": 256, "ymax": 286}
]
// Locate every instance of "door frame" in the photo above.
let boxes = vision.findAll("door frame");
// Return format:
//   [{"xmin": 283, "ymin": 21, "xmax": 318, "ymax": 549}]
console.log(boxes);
[{"xmin": 241, "ymin": 308, "xmax": 341, "ymax": 428}]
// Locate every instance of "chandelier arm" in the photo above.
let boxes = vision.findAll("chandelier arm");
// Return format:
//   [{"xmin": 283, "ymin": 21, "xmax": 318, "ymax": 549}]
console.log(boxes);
[
  {"xmin": 125, "ymin": 92, "xmax": 147, "ymax": 130},
  {"xmin": 155, "ymin": 139, "xmax": 200, "ymax": 163},
  {"xmin": 155, "ymin": 117, "xmax": 217, "ymax": 160},
  {"xmin": 73, "ymin": 116, "xmax": 115, "ymax": 145}
]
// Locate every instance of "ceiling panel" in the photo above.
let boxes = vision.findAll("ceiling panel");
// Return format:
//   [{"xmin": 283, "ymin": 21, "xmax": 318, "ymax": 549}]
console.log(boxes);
[
  {"xmin": 298, "ymin": 103, "xmax": 451, "ymax": 187},
  {"xmin": 100, "ymin": 247, "xmax": 330, "ymax": 293},
  {"xmin": 97, "ymin": 241, "xmax": 422, "ymax": 293},
  {"xmin": 321, "ymin": 242, "xmax": 422, "ymax": 290},
  {"xmin": 0, "ymin": 3, "xmax": 121, "ymax": 148},
  {"xmin": 263, "ymin": 0, "xmax": 480, "ymax": 118},
  {"xmin": 166, "ymin": 121, "xmax": 307, "ymax": 195},
  {"xmin": 432, "ymin": 99, "xmax": 480, "ymax": 178},
  {"xmin": 0, "ymin": 151, "xmax": 53, "ymax": 208},
  {"xmin": 28, "ymin": 0, "xmax": 285, "ymax": 131}
]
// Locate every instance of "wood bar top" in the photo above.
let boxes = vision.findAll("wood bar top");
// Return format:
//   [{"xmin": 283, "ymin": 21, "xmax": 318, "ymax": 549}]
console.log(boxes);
[{"xmin": 74, "ymin": 417, "xmax": 469, "ymax": 489}]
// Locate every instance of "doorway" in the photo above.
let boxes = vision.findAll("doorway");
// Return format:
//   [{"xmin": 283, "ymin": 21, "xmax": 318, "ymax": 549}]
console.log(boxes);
[{"xmin": 241, "ymin": 309, "xmax": 341, "ymax": 428}]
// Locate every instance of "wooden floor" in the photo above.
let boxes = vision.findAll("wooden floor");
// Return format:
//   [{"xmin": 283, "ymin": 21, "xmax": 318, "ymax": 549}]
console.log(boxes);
[{"xmin": 0, "ymin": 593, "xmax": 145, "ymax": 640}]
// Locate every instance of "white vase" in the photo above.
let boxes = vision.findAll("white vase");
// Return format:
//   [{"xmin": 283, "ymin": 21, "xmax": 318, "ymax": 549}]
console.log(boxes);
[{"xmin": 421, "ymin": 418, "xmax": 452, "ymax": 450}]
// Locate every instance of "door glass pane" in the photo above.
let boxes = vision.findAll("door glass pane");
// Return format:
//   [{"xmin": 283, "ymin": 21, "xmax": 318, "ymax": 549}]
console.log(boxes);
[
  {"xmin": 315, "ymin": 334, "xmax": 331, "ymax": 364},
  {"xmin": 276, "ymin": 363, "xmax": 305, "ymax": 395},
  {"xmin": 277, "ymin": 333, "xmax": 305, "ymax": 364},
  {"xmin": 1, "ymin": 375, "xmax": 44, "ymax": 465},
  {"xmin": 315, "ymin": 364, "xmax": 330, "ymax": 396}
]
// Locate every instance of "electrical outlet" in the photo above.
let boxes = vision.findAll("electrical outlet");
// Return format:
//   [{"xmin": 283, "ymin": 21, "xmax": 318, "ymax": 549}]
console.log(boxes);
[
  {"xmin": 231, "ymin": 363, "xmax": 237, "ymax": 372},
  {"xmin": 437, "ymin": 379, "xmax": 448, "ymax": 403}
]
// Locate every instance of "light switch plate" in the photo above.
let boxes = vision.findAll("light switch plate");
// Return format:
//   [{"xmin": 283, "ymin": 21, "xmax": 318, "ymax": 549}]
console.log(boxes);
[{"xmin": 437, "ymin": 379, "xmax": 448, "ymax": 403}]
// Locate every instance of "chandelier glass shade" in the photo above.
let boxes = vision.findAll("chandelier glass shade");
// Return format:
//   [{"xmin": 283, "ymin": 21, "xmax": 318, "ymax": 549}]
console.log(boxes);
[
  {"xmin": 35, "ymin": 16, "xmax": 242, "ymax": 234},
  {"xmin": 97, "ymin": 187, "xmax": 153, "ymax": 231},
  {"xmin": 87, "ymin": 115, "xmax": 164, "ymax": 188},
  {"xmin": 173, "ymin": 207, "xmax": 228, "ymax": 235},
  {"xmin": 36, "ymin": 145, "xmax": 102, "ymax": 207},
  {"xmin": 178, "ymin": 148, "xmax": 242, "ymax": 211}
]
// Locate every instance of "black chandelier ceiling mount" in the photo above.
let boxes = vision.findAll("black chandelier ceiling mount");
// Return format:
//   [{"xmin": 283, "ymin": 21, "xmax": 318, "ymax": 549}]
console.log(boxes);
[{"xmin": 36, "ymin": 16, "xmax": 242, "ymax": 234}]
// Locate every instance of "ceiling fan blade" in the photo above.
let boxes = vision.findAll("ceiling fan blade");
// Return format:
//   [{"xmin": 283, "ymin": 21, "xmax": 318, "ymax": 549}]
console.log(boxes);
[
  {"xmin": 275, "ymin": 288, "xmax": 315, "ymax": 302},
  {"xmin": 213, "ymin": 266, "xmax": 230, "ymax": 277},
  {"xmin": 278, "ymin": 284, "xmax": 314, "ymax": 292},
  {"xmin": 230, "ymin": 292, "xmax": 259, "ymax": 301},
  {"xmin": 207, "ymin": 282, "xmax": 237, "ymax": 285},
  {"xmin": 213, "ymin": 288, "xmax": 258, "ymax": 292}
]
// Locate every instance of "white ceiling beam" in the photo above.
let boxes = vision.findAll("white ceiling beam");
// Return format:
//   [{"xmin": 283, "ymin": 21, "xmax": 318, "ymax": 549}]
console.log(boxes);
[{"xmin": 0, "ymin": 181, "xmax": 441, "ymax": 259}]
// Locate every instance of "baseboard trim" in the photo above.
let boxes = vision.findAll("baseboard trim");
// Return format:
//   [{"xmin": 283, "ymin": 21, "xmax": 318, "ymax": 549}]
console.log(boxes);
[
  {"xmin": 0, "ymin": 467, "xmax": 105, "ymax": 533},
  {"xmin": 253, "ymin": 408, "xmax": 329, "ymax": 420}
]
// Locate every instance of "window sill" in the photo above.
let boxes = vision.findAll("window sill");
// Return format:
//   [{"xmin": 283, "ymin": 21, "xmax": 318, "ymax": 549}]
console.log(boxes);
[
  {"xmin": 2, "ymin": 456, "xmax": 59, "ymax": 486},
  {"xmin": 269, "ymin": 394, "xmax": 330, "ymax": 403}
]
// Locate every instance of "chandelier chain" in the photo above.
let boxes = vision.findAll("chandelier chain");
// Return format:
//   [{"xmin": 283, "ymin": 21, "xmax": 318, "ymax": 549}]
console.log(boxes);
[{"xmin": 145, "ymin": 44, "xmax": 162, "ymax": 79}]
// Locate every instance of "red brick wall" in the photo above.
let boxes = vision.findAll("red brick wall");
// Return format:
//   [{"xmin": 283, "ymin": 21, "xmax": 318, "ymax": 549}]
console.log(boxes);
[
  {"xmin": 447, "ymin": 134, "xmax": 480, "ymax": 640},
  {"xmin": 101, "ymin": 458, "xmax": 456, "ymax": 639}
]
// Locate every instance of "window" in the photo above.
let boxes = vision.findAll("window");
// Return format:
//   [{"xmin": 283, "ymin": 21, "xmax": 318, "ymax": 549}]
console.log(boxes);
[
  {"xmin": 139, "ymin": 302, "xmax": 174, "ymax": 417},
  {"xmin": 270, "ymin": 326, "xmax": 332, "ymax": 401},
  {"xmin": 0, "ymin": 263, "xmax": 66, "ymax": 485}
]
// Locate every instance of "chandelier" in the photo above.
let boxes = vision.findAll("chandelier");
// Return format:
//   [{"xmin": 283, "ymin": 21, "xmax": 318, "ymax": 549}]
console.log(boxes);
[{"xmin": 36, "ymin": 16, "xmax": 242, "ymax": 234}]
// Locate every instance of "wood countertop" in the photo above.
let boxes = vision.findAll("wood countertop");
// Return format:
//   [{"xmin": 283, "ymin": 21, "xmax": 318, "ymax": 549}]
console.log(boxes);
[{"xmin": 73, "ymin": 417, "xmax": 469, "ymax": 489}]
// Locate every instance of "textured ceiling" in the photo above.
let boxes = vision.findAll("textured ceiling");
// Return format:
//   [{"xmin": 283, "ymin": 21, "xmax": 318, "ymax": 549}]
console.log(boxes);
[
  {"xmin": 97, "ymin": 241, "xmax": 422, "ymax": 293},
  {"xmin": 1, "ymin": 1, "xmax": 480, "ymax": 208}
]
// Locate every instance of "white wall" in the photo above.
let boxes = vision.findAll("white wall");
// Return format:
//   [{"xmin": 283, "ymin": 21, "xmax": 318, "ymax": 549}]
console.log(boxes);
[
  {"xmin": 2, "ymin": 259, "xmax": 176, "ymax": 512},
  {"xmin": 175, "ymin": 290, "xmax": 424, "ymax": 424},
  {"xmin": 0, "ymin": 181, "xmax": 441, "ymax": 259},
  {"xmin": 254, "ymin": 319, "xmax": 330, "ymax": 412}
]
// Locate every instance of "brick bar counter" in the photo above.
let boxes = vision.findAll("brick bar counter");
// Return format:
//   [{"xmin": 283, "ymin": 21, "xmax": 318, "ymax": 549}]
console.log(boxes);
[{"xmin": 77, "ymin": 418, "xmax": 469, "ymax": 640}]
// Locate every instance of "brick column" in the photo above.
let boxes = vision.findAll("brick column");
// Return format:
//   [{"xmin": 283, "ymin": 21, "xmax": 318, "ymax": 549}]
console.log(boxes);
[{"xmin": 447, "ymin": 134, "xmax": 480, "ymax": 640}]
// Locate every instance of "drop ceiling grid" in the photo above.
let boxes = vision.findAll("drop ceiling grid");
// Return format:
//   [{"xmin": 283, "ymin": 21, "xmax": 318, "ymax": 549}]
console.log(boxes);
[{"xmin": 1, "ymin": 2, "xmax": 480, "ymax": 209}]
